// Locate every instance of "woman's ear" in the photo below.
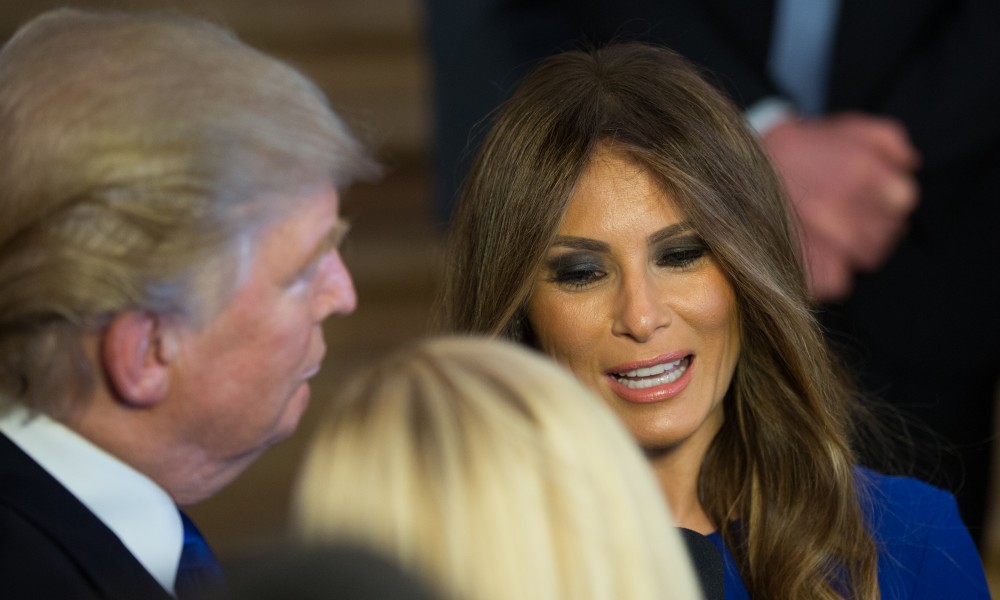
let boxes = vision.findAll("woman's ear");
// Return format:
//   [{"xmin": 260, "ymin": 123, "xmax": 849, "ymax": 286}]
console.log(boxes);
[{"xmin": 101, "ymin": 311, "xmax": 172, "ymax": 407}]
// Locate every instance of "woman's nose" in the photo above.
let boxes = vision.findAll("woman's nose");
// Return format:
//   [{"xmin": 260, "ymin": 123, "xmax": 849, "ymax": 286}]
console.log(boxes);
[{"xmin": 611, "ymin": 273, "xmax": 670, "ymax": 342}]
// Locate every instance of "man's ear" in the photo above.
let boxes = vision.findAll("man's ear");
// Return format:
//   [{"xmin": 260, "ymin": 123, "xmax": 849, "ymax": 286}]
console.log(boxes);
[{"xmin": 101, "ymin": 311, "xmax": 172, "ymax": 407}]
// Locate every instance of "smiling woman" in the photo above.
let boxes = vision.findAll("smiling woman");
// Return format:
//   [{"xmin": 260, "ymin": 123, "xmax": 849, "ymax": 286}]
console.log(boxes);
[
  {"xmin": 527, "ymin": 146, "xmax": 740, "ymax": 529},
  {"xmin": 437, "ymin": 42, "xmax": 989, "ymax": 599}
]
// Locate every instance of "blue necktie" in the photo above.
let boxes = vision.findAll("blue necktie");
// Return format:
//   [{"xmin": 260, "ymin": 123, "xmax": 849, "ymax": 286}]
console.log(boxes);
[{"xmin": 175, "ymin": 511, "xmax": 224, "ymax": 600}]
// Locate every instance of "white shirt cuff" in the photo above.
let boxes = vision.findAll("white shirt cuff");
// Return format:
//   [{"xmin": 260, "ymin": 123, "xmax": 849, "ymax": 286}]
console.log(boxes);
[{"xmin": 745, "ymin": 97, "xmax": 797, "ymax": 136}]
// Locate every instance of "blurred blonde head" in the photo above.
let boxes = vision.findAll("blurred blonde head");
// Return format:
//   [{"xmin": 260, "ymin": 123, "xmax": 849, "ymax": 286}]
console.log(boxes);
[{"xmin": 292, "ymin": 336, "xmax": 703, "ymax": 600}]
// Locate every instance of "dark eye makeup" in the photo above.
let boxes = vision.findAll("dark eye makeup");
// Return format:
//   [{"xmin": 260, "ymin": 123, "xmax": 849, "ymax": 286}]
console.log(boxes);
[
  {"xmin": 545, "ymin": 252, "xmax": 607, "ymax": 289},
  {"xmin": 542, "ymin": 232, "xmax": 711, "ymax": 291},
  {"xmin": 655, "ymin": 235, "xmax": 709, "ymax": 269}
]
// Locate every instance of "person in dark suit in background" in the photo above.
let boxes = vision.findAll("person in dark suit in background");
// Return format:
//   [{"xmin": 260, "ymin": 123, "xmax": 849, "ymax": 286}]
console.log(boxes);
[
  {"xmin": 424, "ymin": 0, "xmax": 1000, "ymax": 545},
  {"xmin": 0, "ymin": 8, "xmax": 378, "ymax": 599}
]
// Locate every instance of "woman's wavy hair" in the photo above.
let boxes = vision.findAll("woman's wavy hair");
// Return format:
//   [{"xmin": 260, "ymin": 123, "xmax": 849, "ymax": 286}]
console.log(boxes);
[
  {"xmin": 0, "ymin": 9, "xmax": 379, "ymax": 416},
  {"xmin": 438, "ymin": 42, "xmax": 879, "ymax": 599}
]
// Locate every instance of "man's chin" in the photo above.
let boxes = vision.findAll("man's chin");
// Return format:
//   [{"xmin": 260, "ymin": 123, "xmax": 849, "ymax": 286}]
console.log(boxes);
[{"xmin": 175, "ymin": 391, "xmax": 311, "ymax": 505}]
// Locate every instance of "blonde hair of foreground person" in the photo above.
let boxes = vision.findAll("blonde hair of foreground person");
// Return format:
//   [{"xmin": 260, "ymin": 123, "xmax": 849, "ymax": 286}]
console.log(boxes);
[{"xmin": 292, "ymin": 336, "xmax": 704, "ymax": 600}]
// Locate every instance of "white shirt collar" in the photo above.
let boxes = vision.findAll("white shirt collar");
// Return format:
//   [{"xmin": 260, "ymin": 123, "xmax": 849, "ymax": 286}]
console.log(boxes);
[{"xmin": 0, "ymin": 405, "xmax": 182, "ymax": 594}]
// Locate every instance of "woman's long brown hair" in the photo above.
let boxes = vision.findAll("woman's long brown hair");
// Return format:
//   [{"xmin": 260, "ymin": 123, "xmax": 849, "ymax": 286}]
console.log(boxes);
[{"xmin": 439, "ymin": 42, "xmax": 879, "ymax": 599}]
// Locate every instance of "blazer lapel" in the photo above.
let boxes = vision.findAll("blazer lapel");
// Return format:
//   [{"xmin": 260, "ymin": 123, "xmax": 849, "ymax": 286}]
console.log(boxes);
[{"xmin": 0, "ymin": 434, "xmax": 173, "ymax": 600}]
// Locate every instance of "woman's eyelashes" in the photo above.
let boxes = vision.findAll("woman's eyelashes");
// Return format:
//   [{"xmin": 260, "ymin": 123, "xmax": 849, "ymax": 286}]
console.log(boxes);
[
  {"xmin": 546, "ymin": 253, "xmax": 607, "ymax": 288},
  {"xmin": 545, "ymin": 236, "xmax": 709, "ymax": 289},
  {"xmin": 655, "ymin": 236, "xmax": 708, "ymax": 269}
]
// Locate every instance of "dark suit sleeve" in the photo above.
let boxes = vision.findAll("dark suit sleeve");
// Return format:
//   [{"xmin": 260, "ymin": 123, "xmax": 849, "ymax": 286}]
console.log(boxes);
[
  {"xmin": 422, "ymin": 0, "xmax": 780, "ymax": 219},
  {"xmin": 423, "ymin": 0, "xmax": 576, "ymax": 221},
  {"xmin": 0, "ymin": 506, "xmax": 104, "ymax": 599},
  {"xmin": 878, "ymin": 0, "xmax": 1000, "ymax": 166},
  {"xmin": 562, "ymin": 0, "xmax": 780, "ymax": 109},
  {"xmin": 0, "ymin": 434, "xmax": 174, "ymax": 600}
]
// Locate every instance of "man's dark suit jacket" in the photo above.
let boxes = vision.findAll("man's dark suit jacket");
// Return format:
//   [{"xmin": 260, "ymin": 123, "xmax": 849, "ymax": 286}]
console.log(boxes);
[
  {"xmin": 425, "ymin": 0, "xmax": 1000, "ymax": 538},
  {"xmin": 0, "ymin": 432, "xmax": 172, "ymax": 600}
]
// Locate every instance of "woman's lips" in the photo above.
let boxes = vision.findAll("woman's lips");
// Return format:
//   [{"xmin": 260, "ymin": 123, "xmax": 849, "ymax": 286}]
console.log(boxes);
[
  {"xmin": 606, "ymin": 354, "xmax": 694, "ymax": 403},
  {"xmin": 614, "ymin": 356, "xmax": 689, "ymax": 387}
]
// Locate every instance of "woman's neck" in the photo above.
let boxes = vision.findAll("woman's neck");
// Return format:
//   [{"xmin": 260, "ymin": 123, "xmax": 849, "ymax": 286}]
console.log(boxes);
[{"xmin": 646, "ymin": 438, "xmax": 716, "ymax": 534}]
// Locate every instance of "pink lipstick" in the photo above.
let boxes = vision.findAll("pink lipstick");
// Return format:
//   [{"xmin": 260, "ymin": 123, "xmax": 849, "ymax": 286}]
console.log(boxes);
[{"xmin": 606, "ymin": 351, "xmax": 694, "ymax": 403}]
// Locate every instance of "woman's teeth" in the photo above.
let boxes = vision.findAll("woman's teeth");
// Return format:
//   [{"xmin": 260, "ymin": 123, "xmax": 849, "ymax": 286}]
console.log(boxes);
[{"xmin": 614, "ymin": 357, "xmax": 689, "ymax": 389}]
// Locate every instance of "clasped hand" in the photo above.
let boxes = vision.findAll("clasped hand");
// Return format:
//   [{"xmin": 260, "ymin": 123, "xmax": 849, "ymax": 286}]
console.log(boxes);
[{"xmin": 762, "ymin": 112, "xmax": 920, "ymax": 302}]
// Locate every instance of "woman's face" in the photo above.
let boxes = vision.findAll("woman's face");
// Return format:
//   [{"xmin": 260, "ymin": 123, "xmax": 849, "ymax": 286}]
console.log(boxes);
[{"xmin": 527, "ymin": 147, "xmax": 740, "ymax": 456}]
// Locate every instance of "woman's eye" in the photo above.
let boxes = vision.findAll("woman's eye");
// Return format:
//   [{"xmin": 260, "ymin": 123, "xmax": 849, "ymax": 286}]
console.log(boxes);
[
  {"xmin": 657, "ymin": 245, "xmax": 707, "ymax": 268},
  {"xmin": 555, "ymin": 267, "xmax": 605, "ymax": 287},
  {"xmin": 546, "ymin": 256, "xmax": 606, "ymax": 289}
]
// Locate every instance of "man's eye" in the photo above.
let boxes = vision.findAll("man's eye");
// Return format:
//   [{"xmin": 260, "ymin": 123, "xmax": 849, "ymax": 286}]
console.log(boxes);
[
  {"xmin": 289, "ymin": 252, "xmax": 331, "ymax": 290},
  {"xmin": 298, "ymin": 260, "xmax": 321, "ymax": 282}
]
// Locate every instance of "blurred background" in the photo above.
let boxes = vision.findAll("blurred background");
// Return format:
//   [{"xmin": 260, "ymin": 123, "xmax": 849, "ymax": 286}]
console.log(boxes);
[{"xmin": 0, "ymin": 0, "xmax": 444, "ymax": 559}]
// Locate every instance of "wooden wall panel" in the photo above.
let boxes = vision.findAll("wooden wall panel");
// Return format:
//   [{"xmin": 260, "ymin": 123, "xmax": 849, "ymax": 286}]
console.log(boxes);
[{"xmin": 0, "ymin": 0, "xmax": 430, "ymax": 158}]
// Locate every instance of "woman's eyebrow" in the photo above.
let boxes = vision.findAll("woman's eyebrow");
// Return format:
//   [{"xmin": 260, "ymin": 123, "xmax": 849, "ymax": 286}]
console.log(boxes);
[
  {"xmin": 648, "ymin": 221, "xmax": 693, "ymax": 245},
  {"xmin": 550, "ymin": 236, "xmax": 609, "ymax": 253},
  {"xmin": 550, "ymin": 222, "xmax": 693, "ymax": 252}
]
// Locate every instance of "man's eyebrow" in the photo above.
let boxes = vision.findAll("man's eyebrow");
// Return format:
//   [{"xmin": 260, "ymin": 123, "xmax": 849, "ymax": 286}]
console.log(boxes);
[
  {"xmin": 302, "ymin": 218, "xmax": 351, "ymax": 267},
  {"xmin": 328, "ymin": 218, "xmax": 351, "ymax": 249}
]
